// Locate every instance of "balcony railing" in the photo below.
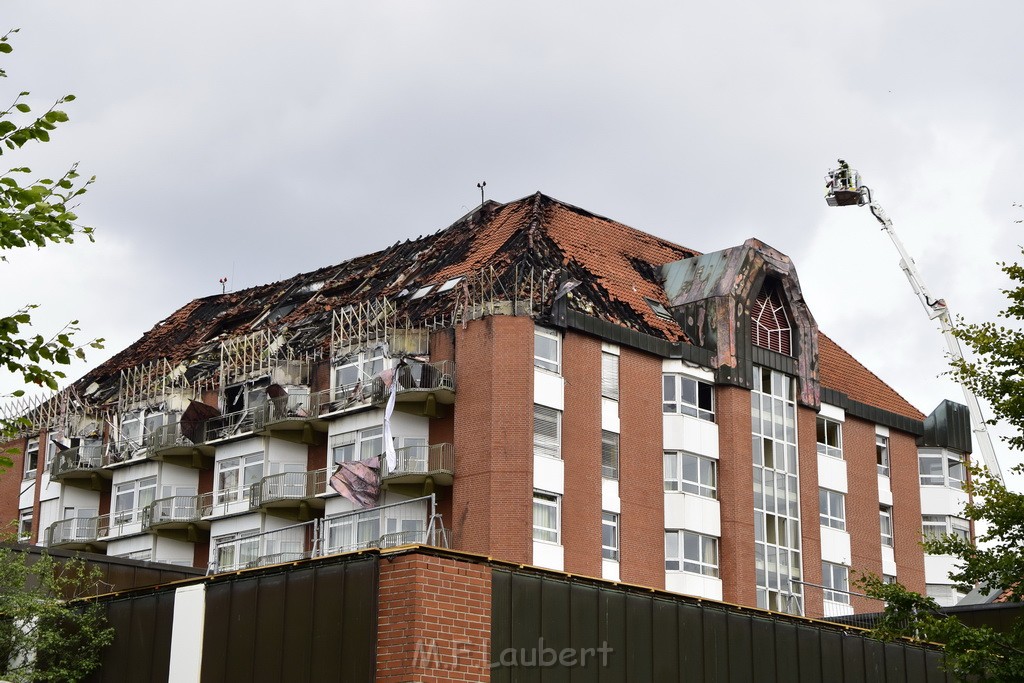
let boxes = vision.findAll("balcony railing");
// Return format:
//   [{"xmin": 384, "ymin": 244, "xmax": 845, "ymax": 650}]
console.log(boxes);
[
  {"xmin": 381, "ymin": 443, "xmax": 454, "ymax": 486},
  {"xmin": 142, "ymin": 495, "xmax": 206, "ymax": 531},
  {"xmin": 147, "ymin": 422, "xmax": 214, "ymax": 463},
  {"xmin": 207, "ymin": 494, "xmax": 449, "ymax": 574},
  {"xmin": 198, "ymin": 486, "xmax": 256, "ymax": 519},
  {"xmin": 261, "ymin": 391, "xmax": 324, "ymax": 427},
  {"xmin": 97, "ymin": 507, "xmax": 148, "ymax": 540},
  {"xmin": 46, "ymin": 517, "xmax": 101, "ymax": 548},
  {"xmin": 49, "ymin": 442, "xmax": 104, "ymax": 480},
  {"xmin": 249, "ymin": 469, "xmax": 329, "ymax": 509},
  {"xmin": 371, "ymin": 360, "xmax": 456, "ymax": 406},
  {"xmin": 203, "ymin": 407, "xmax": 263, "ymax": 443},
  {"xmin": 102, "ymin": 438, "xmax": 148, "ymax": 467}
]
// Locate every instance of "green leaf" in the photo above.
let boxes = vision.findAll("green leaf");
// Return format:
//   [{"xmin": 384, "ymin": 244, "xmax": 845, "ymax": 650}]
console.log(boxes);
[
  {"xmin": 0, "ymin": 42, "xmax": 12, "ymax": 53},
  {"xmin": 14, "ymin": 102, "xmax": 30, "ymax": 113}
]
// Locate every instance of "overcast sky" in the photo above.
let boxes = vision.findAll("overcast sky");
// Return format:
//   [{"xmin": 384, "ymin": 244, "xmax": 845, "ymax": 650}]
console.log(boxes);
[{"xmin": 2, "ymin": 2, "xmax": 1022, "ymax": 487}]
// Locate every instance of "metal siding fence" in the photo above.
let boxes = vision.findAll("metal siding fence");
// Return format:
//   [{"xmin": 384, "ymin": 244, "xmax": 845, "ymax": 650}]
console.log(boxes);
[
  {"xmin": 491, "ymin": 569, "xmax": 954, "ymax": 683},
  {"xmin": 83, "ymin": 589, "xmax": 175, "ymax": 683},
  {"xmin": 200, "ymin": 557, "xmax": 377, "ymax": 683}
]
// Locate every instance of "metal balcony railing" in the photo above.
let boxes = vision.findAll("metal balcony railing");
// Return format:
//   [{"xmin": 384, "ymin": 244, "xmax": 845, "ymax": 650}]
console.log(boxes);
[
  {"xmin": 206, "ymin": 494, "xmax": 450, "ymax": 575},
  {"xmin": 102, "ymin": 438, "xmax": 147, "ymax": 467},
  {"xmin": 249, "ymin": 469, "xmax": 329, "ymax": 509},
  {"xmin": 371, "ymin": 360, "xmax": 456, "ymax": 405},
  {"xmin": 49, "ymin": 443, "xmax": 104, "ymax": 479},
  {"xmin": 260, "ymin": 391, "xmax": 323, "ymax": 427},
  {"xmin": 148, "ymin": 421, "xmax": 197, "ymax": 451},
  {"xmin": 142, "ymin": 495, "xmax": 205, "ymax": 531},
  {"xmin": 197, "ymin": 486, "xmax": 255, "ymax": 519},
  {"xmin": 382, "ymin": 443, "xmax": 454, "ymax": 482},
  {"xmin": 203, "ymin": 407, "xmax": 263, "ymax": 443},
  {"xmin": 97, "ymin": 506, "xmax": 149, "ymax": 539},
  {"xmin": 46, "ymin": 517, "xmax": 100, "ymax": 546}
]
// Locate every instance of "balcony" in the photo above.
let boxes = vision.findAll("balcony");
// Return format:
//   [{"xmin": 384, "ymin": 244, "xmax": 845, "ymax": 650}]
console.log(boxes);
[
  {"xmin": 381, "ymin": 443, "xmax": 454, "ymax": 491},
  {"xmin": 255, "ymin": 391, "xmax": 329, "ymax": 443},
  {"xmin": 198, "ymin": 487, "xmax": 257, "ymax": 520},
  {"xmin": 203, "ymin": 407, "xmax": 262, "ymax": 444},
  {"xmin": 142, "ymin": 496, "xmax": 210, "ymax": 541},
  {"xmin": 46, "ymin": 517, "xmax": 105, "ymax": 551},
  {"xmin": 206, "ymin": 494, "xmax": 450, "ymax": 574},
  {"xmin": 371, "ymin": 360, "xmax": 456, "ymax": 417},
  {"xmin": 49, "ymin": 443, "xmax": 111, "ymax": 489},
  {"xmin": 102, "ymin": 438, "xmax": 149, "ymax": 469},
  {"xmin": 147, "ymin": 422, "xmax": 214, "ymax": 468},
  {"xmin": 97, "ymin": 508, "xmax": 147, "ymax": 540},
  {"xmin": 249, "ymin": 469, "xmax": 329, "ymax": 520}
]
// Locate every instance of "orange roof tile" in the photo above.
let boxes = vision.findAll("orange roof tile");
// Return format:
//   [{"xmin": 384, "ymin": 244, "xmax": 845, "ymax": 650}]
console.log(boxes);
[{"xmin": 818, "ymin": 332, "xmax": 924, "ymax": 420}]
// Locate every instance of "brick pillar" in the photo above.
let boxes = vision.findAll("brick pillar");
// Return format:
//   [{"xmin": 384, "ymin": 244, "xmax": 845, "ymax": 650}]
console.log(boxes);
[
  {"xmin": 450, "ymin": 316, "xmax": 533, "ymax": 563},
  {"xmin": 376, "ymin": 553, "xmax": 492, "ymax": 683},
  {"xmin": 561, "ymin": 331, "xmax": 602, "ymax": 578},
  {"xmin": 890, "ymin": 430, "xmax": 926, "ymax": 594},
  {"xmin": 716, "ymin": 384, "xmax": 756, "ymax": 607},
  {"xmin": 617, "ymin": 347, "xmax": 664, "ymax": 588}
]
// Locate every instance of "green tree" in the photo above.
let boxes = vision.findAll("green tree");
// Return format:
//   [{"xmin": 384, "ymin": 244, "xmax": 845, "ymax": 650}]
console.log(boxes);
[
  {"xmin": 0, "ymin": 545, "xmax": 114, "ymax": 683},
  {"xmin": 859, "ymin": 247, "xmax": 1024, "ymax": 681},
  {"xmin": 0, "ymin": 28, "xmax": 102, "ymax": 461}
]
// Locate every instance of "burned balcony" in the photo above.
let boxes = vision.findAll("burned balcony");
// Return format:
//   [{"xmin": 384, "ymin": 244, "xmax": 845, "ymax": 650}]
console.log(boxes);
[
  {"xmin": 102, "ymin": 438, "xmax": 148, "ymax": 468},
  {"xmin": 255, "ymin": 389, "xmax": 329, "ymax": 443},
  {"xmin": 147, "ymin": 421, "xmax": 214, "ymax": 468},
  {"xmin": 141, "ymin": 495, "xmax": 210, "ymax": 541},
  {"xmin": 49, "ymin": 442, "xmax": 111, "ymax": 489},
  {"xmin": 249, "ymin": 468, "xmax": 329, "ymax": 520},
  {"xmin": 381, "ymin": 443, "xmax": 454, "ymax": 491},
  {"xmin": 203, "ymin": 407, "xmax": 262, "ymax": 444},
  {"xmin": 46, "ymin": 517, "xmax": 105, "ymax": 552},
  {"xmin": 371, "ymin": 360, "xmax": 456, "ymax": 417}
]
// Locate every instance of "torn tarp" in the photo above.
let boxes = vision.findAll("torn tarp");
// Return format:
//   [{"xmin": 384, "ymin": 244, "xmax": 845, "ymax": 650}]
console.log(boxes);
[{"xmin": 330, "ymin": 455, "xmax": 380, "ymax": 508}]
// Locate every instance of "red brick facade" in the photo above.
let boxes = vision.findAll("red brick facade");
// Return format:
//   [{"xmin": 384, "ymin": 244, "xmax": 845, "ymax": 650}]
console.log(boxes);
[
  {"xmin": 716, "ymin": 384, "xmax": 757, "ymax": 606},
  {"xmin": 377, "ymin": 553, "xmax": 492, "ymax": 683}
]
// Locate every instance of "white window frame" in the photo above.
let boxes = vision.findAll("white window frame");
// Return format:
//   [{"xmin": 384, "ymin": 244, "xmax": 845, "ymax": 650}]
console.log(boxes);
[
  {"xmin": 876, "ymin": 435, "xmax": 890, "ymax": 477},
  {"xmin": 880, "ymin": 505, "xmax": 894, "ymax": 548},
  {"xmin": 113, "ymin": 476, "xmax": 158, "ymax": 524},
  {"xmin": 816, "ymin": 417, "xmax": 843, "ymax": 459},
  {"xmin": 601, "ymin": 351, "xmax": 619, "ymax": 400},
  {"xmin": 23, "ymin": 438, "xmax": 39, "ymax": 480},
  {"xmin": 331, "ymin": 426, "xmax": 385, "ymax": 464},
  {"xmin": 532, "ymin": 491, "xmax": 560, "ymax": 544},
  {"xmin": 918, "ymin": 449, "xmax": 966, "ymax": 489},
  {"xmin": 662, "ymin": 374, "xmax": 714, "ymax": 421},
  {"xmin": 922, "ymin": 515, "xmax": 970, "ymax": 546},
  {"xmin": 533, "ymin": 405, "xmax": 561, "ymax": 459},
  {"xmin": 822, "ymin": 562, "xmax": 850, "ymax": 604},
  {"xmin": 601, "ymin": 431, "xmax": 619, "ymax": 480},
  {"xmin": 534, "ymin": 326, "xmax": 561, "ymax": 374},
  {"xmin": 663, "ymin": 451, "xmax": 718, "ymax": 499},
  {"xmin": 602, "ymin": 511, "xmax": 619, "ymax": 561},
  {"xmin": 818, "ymin": 488, "xmax": 846, "ymax": 531},
  {"xmin": 214, "ymin": 531, "xmax": 260, "ymax": 571},
  {"xmin": 332, "ymin": 347, "xmax": 386, "ymax": 399},
  {"xmin": 17, "ymin": 508, "xmax": 32, "ymax": 543},
  {"xmin": 216, "ymin": 453, "xmax": 264, "ymax": 503},
  {"xmin": 665, "ymin": 530, "xmax": 719, "ymax": 577}
]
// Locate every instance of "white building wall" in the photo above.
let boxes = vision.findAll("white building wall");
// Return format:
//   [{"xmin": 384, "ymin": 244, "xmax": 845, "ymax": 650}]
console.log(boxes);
[{"xmin": 168, "ymin": 584, "xmax": 206, "ymax": 683}]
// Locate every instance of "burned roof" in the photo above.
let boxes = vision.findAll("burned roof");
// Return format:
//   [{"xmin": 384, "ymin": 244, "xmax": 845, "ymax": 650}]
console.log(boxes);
[{"xmin": 69, "ymin": 191, "xmax": 922, "ymax": 421}]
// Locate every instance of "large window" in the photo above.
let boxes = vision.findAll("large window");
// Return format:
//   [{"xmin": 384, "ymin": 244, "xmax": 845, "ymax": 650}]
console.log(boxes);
[
  {"xmin": 601, "ymin": 431, "xmax": 619, "ymax": 480},
  {"xmin": 922, "ymin": 515, "xmax": 970, "ymax": 545},
  {"xmin": 214, "ymin": 531, "xmax": 260, "ymax": 572},
  {"xmin": 602, "ymin": 512, "xmax": 619, "ymax": 561},
  {"xmin": 752, "ymin": 366, "xmax": 802, "ymax": 614},
  {"xmin": 665, "ymin": 530, "xmax": 719, "ymax": 577},
  {"xmin": 662, "ymin": 375, "xmax": 714, "ymax": 421},
  {"xmin": 815, "ymin": 417, "xmax": 842, "ymax": 459},
  {"xmin": 601, "ymin": 351, "xmax": 619, "ymax": 400},
  {"xmin": 918, "ymin": 450, "xmax": 965, "ymax": 489},
  {"xmin": 534, "ymin": 327, "xmax": 561, "ymax": 374},
  {"xmin": 532, "ymin": 492, "xmax": 560, "ymax": 544},
  {"xmin": 333, "ymin": 347, "xmax": 386, "ymax": 399},
  {"xmin": 331, "ymin": 426, "xmax": 385, "ymax": 464},
  {"xmin": 113, "ymin": 476, "xmax": 157, "ymax": 524},
  {"xmin": 533, "ymin": 405, "xmax": 561, "ymax": 459},
  {"xmin": 751, "ymin": 282, "xmax": 792, "ymax": 355},
  {"xmin": 822, "ymin": 562, "xmax": 850, "ymax": 604},
  {"xmin": 818, "ymin": 489, "xmax": 846, "ymax": 531},
  {"xmin": 23, "ymin": 438, "xmax": 39, "ymax": 480},
  {"xmin": 876, "ymin": 435, "xmax": 890, "ymax": 477},
  {"xmin": 663, "ymin": 451, "xmax": 717, "ymax": 499},
  {"xmin": 880, "ymin": 506, "xmax": 894, "ymax": 548},
  {"xmin": 216, "ymin": 453, "xmax": 264, "ymax": 503}
]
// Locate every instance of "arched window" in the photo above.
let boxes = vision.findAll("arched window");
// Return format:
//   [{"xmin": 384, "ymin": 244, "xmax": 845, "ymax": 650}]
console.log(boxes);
[{"xmin": 751, "ymin": 282, "xmax": 791, "ymax": 355}]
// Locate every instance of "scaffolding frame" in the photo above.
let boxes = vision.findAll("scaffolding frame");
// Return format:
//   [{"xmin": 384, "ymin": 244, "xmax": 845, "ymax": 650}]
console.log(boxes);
[{"xmin": 117, "ymin": 358, "xmax": 193, "ymax": 413}]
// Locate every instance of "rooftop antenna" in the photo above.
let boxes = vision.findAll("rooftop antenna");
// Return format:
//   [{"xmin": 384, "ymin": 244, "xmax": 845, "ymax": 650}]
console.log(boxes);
[
  {"xmin": 219, "ymin": 277, "xmax": 228, "ymax": 294},
  {"xmin": 823, "ymin": 159, "xmax": 1004, "ymax": 482},
  {"xmin": 477, "ymin": 181, "xmax": 486, "ymax": 206}
]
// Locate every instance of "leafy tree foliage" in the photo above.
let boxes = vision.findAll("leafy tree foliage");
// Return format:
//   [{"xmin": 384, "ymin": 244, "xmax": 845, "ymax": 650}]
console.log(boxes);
[
  {"xmin": 0, "ymin": 545, "xmax": 114, "ymax": 683},
  {"xmin": 859, "ymin": 247, "xmax": 1024, "ymax": 681},
  {"xmin": 0, "ymin": 28, "xmax": 102, "ymax": 454}
]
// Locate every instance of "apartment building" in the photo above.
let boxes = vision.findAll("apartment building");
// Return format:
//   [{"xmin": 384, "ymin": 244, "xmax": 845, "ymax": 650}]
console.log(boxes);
[{"xmin": 1, "ymin": 192, "xmax": 972, "ymax": 617}]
